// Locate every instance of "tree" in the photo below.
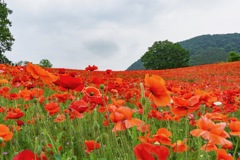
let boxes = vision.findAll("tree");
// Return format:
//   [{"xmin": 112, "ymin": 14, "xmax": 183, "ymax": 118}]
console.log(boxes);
[
  {"xmin": 15, "ymin": 60, "xmax": 29, "ymax": 66},
  {"xmin": 0, "ymin": 51, "xmax": 12, "ymax": 64},
  {"xmin": 141, "ymin": 40, "xmax": 190, "ymax": 70},
  {"xmin": 0, "ymin": 0, "xmax": 14, "ymax": 64},
  {"xmin": 227, "ymin": 51, "xmax": 240, "ymax": 62},
  {"xmin": 39, "ymin": 59, "xmax": 53, "ymax": 68}
]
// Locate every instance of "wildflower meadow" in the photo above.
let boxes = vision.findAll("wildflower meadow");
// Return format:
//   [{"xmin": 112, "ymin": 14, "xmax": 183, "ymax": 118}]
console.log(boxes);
[{"xmin": 0, "ymin": 61, "xmax": 240, "ymax": 160}]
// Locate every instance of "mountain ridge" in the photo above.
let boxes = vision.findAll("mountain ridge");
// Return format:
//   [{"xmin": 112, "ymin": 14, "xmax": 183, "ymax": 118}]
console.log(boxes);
[{"xmin": 127, "ymin": 33, "xmax": 240, "ymax": 70}]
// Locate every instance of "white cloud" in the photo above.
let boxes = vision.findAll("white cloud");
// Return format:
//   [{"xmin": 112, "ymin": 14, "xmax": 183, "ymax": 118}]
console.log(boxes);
[{"xmin": 5, "ymin": 0, "xmax": 240, "ymax": 70}]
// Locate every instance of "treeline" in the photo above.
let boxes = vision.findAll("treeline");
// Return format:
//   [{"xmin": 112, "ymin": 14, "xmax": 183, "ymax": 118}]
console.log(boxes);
[
  {"xmin": 178, "ymin": 33, "xmax": 240, "ymax": 65},
  {"xmin": 127, "ymin": 33, "xmax": 240, "ymax": 70}
]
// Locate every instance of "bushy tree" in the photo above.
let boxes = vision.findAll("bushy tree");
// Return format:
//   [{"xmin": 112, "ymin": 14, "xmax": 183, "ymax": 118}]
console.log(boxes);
[
  {"xmin": 15, "ymin": 60, "xmax": 29, "ymax": 66},
  {"xmin": 227, "ymin": 51, "xmax": 240, "ymax": 62},
  {"xmin": 141, "ymin": 40, "xmax": 190, "ymax": 70},
  {"xmin": 0, "ymin": 0, "xmax": 14, "ymax": 64},
  {"xmin": 39, "ymin": 59, "xmax": 53, "ymax": 68},
  {"xmin": 0, "ymin": 52, "xmax": 12, "ymax": 64}
]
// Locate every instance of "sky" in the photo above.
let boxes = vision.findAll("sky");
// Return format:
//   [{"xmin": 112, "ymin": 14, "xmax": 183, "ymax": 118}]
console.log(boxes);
[{"xmin": 5, "ymin": 0, "xmax": 240, "ymax": 71}]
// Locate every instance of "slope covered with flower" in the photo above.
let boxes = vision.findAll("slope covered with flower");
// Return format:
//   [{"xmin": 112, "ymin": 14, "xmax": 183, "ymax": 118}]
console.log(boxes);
[{"xmin": 0, "ymin": 62, "xmax": 239, "ymax": 159}]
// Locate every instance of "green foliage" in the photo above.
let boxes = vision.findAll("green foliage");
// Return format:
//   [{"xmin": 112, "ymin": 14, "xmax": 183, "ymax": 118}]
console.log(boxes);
[
  {"xmin": 190, "ymin": 48, "xmax": 228, "ymax": 65},
  {"xmin": 227, "ymin": 51, "xmax": 240, "ymax": 62},
  {"xmin": 39, "ymin": 59, "xmax": 53, "ymax": 68},
  {"xmin": 179, "ymin": 33, "xmax": 240, "ymax": 65},
  {"xmin": 127, "ymin": 33, "xmax": 240, "ymax": 70},
  {"xmin": 141, "ymin": 40, "xmax": 190, "ymax": 70},
  {"xmin": 15, "ymin": 60, "xmax": 29, "ymax": 66},
  {"xmin": 0, "ymin": 0, "xmax": 14, "ymax": 64},
  {"xmin": 0, "ymin": 51, "xmax": 12, "ymax": 64}
]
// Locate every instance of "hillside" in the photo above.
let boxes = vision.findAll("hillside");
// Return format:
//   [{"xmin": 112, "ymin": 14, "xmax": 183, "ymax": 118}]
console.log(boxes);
[{"xmin": 127, "ymin": 33, "xmax": 240, "ymax": 70}]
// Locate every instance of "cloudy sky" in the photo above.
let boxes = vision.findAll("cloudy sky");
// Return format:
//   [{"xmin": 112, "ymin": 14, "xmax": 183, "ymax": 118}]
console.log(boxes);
[{"xmin": 5, "ymin": 0, "xmax": 240, "ymax": 70}]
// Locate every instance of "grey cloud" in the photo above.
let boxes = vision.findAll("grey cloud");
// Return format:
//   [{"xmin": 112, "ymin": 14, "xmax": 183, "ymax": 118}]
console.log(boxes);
[
  {"xmin": 6, "ymin": 0, "xmax": 240, "ymax": 70},
  {"xmin": 84, "ymin": 39, "xmax": 119, "ymax": 57}
]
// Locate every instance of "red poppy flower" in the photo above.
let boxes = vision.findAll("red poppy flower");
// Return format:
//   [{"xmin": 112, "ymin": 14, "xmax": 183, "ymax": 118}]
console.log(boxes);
[
  {"xmin": 171, "ymin": 138, "xmax": 189, "ymax": 153},
  {"xmin": 12, "ymin": 150, "xmax": 39, "ymax": 160},
  {"xmin": 8, "ymin": 93, "xmax": 19, "ymax": 100},
  {"xmin": 85, "ymin": 65, "xmax": 98, "ymax": 71},
  {"xmin": 91, "ymin": 76, "xmax": 103, "ymax": 86},
  {"xmin": 138, "ymin": 132, "xmax": 153, "ymax": 144},
  {"xmin": 105, "ymin": 69, "xmax": 112, "ymax": 75},
  {"xmin": 55, "ymin": 74, "xmax": 83, "ymax": 90},
  {"xmin": 18, "ymin": 89, "xmax": 33, "ymax": 101},
  {"xmin": 0, "ymin": 106, "xmax": 5, "ymax": 113},
  {"xmin": 39, "ymin": 151, "xmax": 48, "ymax": 160},
  {"xmin": 83, "ymin": 87, "xmax": 101, "ymax": 98},
  {"xmin": 144, "ymin": 74, "xmax": 171, "ymax": 106},
  {"xmin": 68, "ymin": 100, "xmax": 88, "ymax": 113},
  {"xmin": 0, "ymin": 124, "xmax": 13, "ymax": 141},
  {"xmin": 109, "ymin": 106, "xmax": 146, "ymax": 132},
  {"xmin": 31, "ymin": 88, "xmax": 44, "ymax": 98},
  {"xmin": 200, "ymin": 143, "xmax": 218, "ymax": 152},
  {"xmin": 44, "ymin": 102, "xmax": 60, "ymax": 116},
  {"xmin": 54, "ymin": 114, "xmax": 66, "ymax": 123},
  {"xmin": 134, "ymin": 143, "xmax": 169, "ymax": 160},
  {"xmin": 4, "ymin": 108, "xmax": 24, "ymax": 120},
  {"xmin": 205, "ymin": 112, "xmax": 228, "ymax": 122},
  {"xmin": 195, "ymin": 89, "xmax": 217, "ymax": 107},
  {"xmin": 84, "ymin": 140, "xmax": 101, "ymax": 153},
  {"xmin": 16, "ymin": 120, "xmax": 24, "ymax": 126},
  {"xmin": 170, "ymin": 95, "xmax": 200, "ymax": 117},
  {"xmin": 26, "ymin": 62, "xmax": 58, "ymax": 84},
  {"xmin": 190, "ymin": 116, "xmax": 232, "ymax": 148},
  {"xmin": 228, "ymin": 121, "xmax": 240, "ymax": 136},
  {"xmin": 152, "ymin": 128, "xmax": 172, "ymax": 146},
  {"xmin": 82, "ymin": 87, "xmax": 103, "ymax": 105},
  {"xmin": 216, "ymin": 149, "xmax": 234, "ymax": 160},
  {"xmin": 68, "ymin": 108, "xmax": 84, "ymax": 119}
]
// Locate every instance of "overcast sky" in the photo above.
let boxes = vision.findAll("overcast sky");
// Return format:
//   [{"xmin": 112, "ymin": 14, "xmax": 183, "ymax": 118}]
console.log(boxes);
[{"xmin": 5, "ymin": 0, "xmax": 240, "ymax": 70}]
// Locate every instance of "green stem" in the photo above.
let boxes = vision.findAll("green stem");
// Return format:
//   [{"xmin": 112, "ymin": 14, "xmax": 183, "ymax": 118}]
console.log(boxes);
[
  {"xmin": 185, "ymin": 112, "xmax": 189, "ymax": 159},
  {"xmin": 43, "ymin": 129, "xmax": 59, "ymax": 154},
  {"xmin": 0, "ymin": 146, "xmax": 3, "ymax": 160},
  {"xmin": 233, "ymin": 137, "xmax": 239, "ymax": 158}
]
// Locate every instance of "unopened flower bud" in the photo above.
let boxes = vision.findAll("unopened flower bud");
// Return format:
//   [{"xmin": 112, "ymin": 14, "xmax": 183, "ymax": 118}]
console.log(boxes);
[
  {"xmin": 101, "ymin": 133, "xmax": 109, "ymax": 143},
  {"xmin": 0, "ymin": 137, "xmax": 4, "ymax": 144},
  {"xmin": 100, "ymin": 84, "xmax": 105, "ymax": 90},
  {"xmin": 140, "ymin": 97, "xmax": 146, "ymax": 105},
  {"xmin": 93, "ymin": 121, "xmax": 100, "ymax": 132}
]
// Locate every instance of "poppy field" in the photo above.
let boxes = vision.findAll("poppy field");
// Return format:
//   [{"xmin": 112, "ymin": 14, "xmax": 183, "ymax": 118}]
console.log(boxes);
[{"xmin": 0, "ymin": 61, "xmax": 240, "ymax": 160}]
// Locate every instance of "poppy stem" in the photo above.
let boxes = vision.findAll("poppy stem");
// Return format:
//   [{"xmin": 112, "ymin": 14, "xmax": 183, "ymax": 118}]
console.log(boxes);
[
  {"xmin": 233, "ymin": 137, "xmax": 239, "ymax": 158},
  {"xmin": 0, "ymin": 147, "xmax": 2, "ymax": 160},
  {"xmin": 43, "ymin": 129, "xmax": 59, "ymax": 154},
  {"xmin": 140, "ymin": 83, "xmax": 149, "ymax": 122},
  {"xmin": 185, "ymin": 111, "xmax": 189, "ymax": 158}
]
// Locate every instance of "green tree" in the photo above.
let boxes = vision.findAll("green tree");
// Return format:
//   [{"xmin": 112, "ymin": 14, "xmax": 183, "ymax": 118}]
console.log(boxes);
[
  {"xmin": 15, "ymin": 60, "xmax": 29, "ymax": 66},
  {"xmin": 141, "ymin": 40, "xmax": 190, "ymax": 70},
  {"xmin": 0, "ymin": 0, "xmax": 14, "ymax": 64},
  {"xmin": 227, "ymin": 51, "xmax": 240, "ymax": 62},
  {"xmin": 39, "ymin": 59, "xmax": 53, "ymax": 68}
]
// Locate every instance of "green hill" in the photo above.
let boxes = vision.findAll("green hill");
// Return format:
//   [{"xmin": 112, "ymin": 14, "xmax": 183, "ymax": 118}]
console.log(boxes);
[{"xmin": 127, "ymin": 33, "xmax": 240, "ymax": 70}]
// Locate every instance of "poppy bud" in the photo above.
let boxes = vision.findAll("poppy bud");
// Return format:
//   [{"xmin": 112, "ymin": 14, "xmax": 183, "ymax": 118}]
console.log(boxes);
[
  {"xmin": 100, "ymin": 84, "xmax": 105, "ymax": 90},
  {"xmin": 140, "ymin": 97, "xmax": 146, "ymax": 105},
  {"xmin": 93, "ymin": 121, "xmax": 100, "ymax": 132},
  {"xmin": 0, "ymin": 137, "xmax": 4, "ymax": 144},
  {"xmin": 101, "ymin": 133, "xmax": 109, "ymax": 143}
]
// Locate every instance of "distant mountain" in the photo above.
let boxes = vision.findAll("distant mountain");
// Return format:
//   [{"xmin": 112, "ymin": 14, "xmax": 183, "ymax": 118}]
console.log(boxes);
[{"xmin": 127, "ymin": 33, "xmax": 240, "ymax": 70}]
